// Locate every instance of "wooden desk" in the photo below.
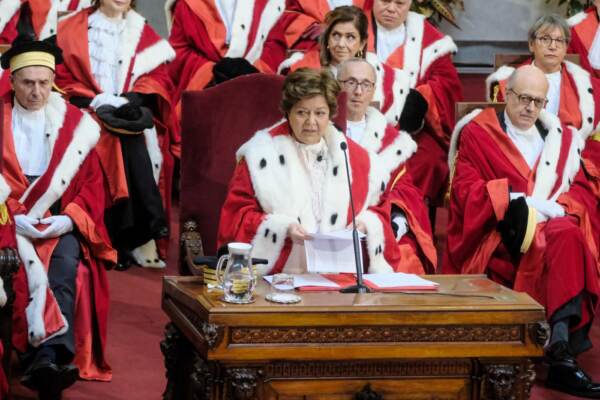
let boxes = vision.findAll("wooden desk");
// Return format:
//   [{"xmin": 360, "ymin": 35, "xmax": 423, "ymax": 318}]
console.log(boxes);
[{"xmin": 161, "ymin": 275, "xmax": 548, "ymax": 400}]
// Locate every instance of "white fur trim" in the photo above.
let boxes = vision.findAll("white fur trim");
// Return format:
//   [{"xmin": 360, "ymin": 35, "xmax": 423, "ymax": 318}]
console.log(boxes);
[
  {"xmin": 245, "ymin": 0, "xmax": 285, "ymax": 64},
  {"xmin": 20, "ymin": 97, "xmax": 100, "ymax": 218},
  {"xmin": 403, "ymin": 12, "xmax": 425, "ymax": 88},
  {"xmin": 16, "ymin": 234, "xmax": 48, "ymax": 346},
  {"xmin": 164, "ymin": 0, "xmax": 178, "ymax": 33},
  {"xmin": 251, "ymin": 214, "xmax": 296, "ymax": 275},
  {"xmin": 116, "ymin": 10, "xmax": 145, "ymax": 93},
  {"xmin": 485, "ymin": 65, "xmax": 514, "ymax": 101},
  {"xmin": 568, "ymin": 11, "xmax": 588, "ymax": 27},
  {"xmin": 0, "ymin": 0, "xmax": 21, "ymax": 36},
  {"xmin": 359, "ymin": 107, "xmax": 389, "ymax": 153},
  {"xmin": 144, "ymin": 126, "xmax": 163, "ymax": 183},
  {"xmin": 39, "ymin": 0, "xmax": 59, "ymax": 39},
  {"xmin": 533, "ymin": 110, "xmax": 582, "ymax": 201},
  {"xmin": 224, "ymin": 1, "xmax": 255, "ymax": 59},
  {"xmin": 355, "ymin": 209, "xmax": 393, "ymax": 273},
  {"xmin": 0, "ymin": 175, "xmax": 11, "ymax": 204},
  {"xmin": 132, "ymin": 239, "xmax": 165, "ymax": 268},
  {"xmin": 420, "ymin": 35, "xmax": 457, "ymax": 80},
  {"xmin": 448, "ymin": 108, "xmax": 483, "ymax": 170},
  {"xmin": 564, "ymin": 60, "xmax": 596, "ymax": 139},
  {"xmin": 366, "ymin": 52, "xmax": 411, "ymax": 125},
  {"xmin": 128, "ymin": 39, "xmax": 175, "ymax": 92},
  {"xmin": 277, "ymin": 51, "xmax": 305, "ymax": 74}
]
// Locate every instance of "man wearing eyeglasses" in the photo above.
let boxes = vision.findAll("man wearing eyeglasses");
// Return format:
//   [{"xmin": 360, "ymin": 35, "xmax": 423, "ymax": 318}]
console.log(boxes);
[
  {"xmin": 337, "ymin": 58, "xmax": 436, "ymax": 274},
  {"xmin": 446, "ymin": 64, "xmax": 600, "ymax": 398}
]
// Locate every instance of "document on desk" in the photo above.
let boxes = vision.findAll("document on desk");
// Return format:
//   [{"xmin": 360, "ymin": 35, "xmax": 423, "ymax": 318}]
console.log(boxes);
[
  {"xmin": 305, "ymin": 230, "xmax": 365, "ymax": 273},
  {"xmin": 263, "ymin": 274, "xmax": 341, "ymax": 290},
  {"xmin": 363, "ymin": 273, "xmax": 439, "ymax": 291}
]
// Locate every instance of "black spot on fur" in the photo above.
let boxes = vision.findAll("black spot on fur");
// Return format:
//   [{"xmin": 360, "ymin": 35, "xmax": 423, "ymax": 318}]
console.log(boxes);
[
  {"xmin": 545, "ymin": 161, "xmax": 550, "ymax": 166},
  {"xmin": 400, "ymin": 89, "xmax": 404, "ymax": 95},
  {"xmin": 279, "ymin": 155, "xmax": 285, "ymax": 165},
  {"xmin": 333, "ymin": 166, "xmax": 338, "ymax": 176},
  {"xmin": 297, "ymin": 217, "xmax": 301, "ymax": 224},
  {"xmin": 396, "ymin": 149, "xmax": 402, "ymax": 156},
  {"xmin": 272, "ymin": 233, "xmax": 277, "ymax": 243},
  {"xmin": 259, "ymin": 158, "xmax": 267, "ymax": 168},
  {"xmin": 588, "ymin": 117, "xmax": 593, "ymax": 124},
  {"xmin": 264, "ymin": 228, "xmax": 270, "ymax": 238},
  {"xmin": 241, "ymin": 24, "xmax": 246, "ymax": 29},
  {"xmin": 374, "ymin": 132, "xmax": 379, "ymax": 138},
  {"xmin": 381, "ymin": 181, "xmax": 385, "ymax": 192},
  {"xmin": 557, "ymin": 127, "xmax": 562, "ymax": 134},
  {"xmin": 589, "ymin": 88, "xmax": 594, "ymax": 94},
  {"xmin": 317, "ymin": 155, "xmax": 323, "ymax": 162},
  {"xmin": 61, "ymin": 179, "xmax": 66, "ymax": 185},
  {"xmin": 330, "ymin": 213, "xmax": 338, "ymax": 225}
]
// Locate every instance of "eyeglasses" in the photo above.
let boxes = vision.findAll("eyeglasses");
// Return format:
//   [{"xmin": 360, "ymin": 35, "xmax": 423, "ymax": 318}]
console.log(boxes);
[
  {"xmin": 508, "ymin": 88, "xmax": 548, "ymax": 109},
  {"xmin": 535, "ymin": 36, "xmax": 568, "ymax": 48},
  {"xmin": 339, "ymin": 78, "xmax": 375, "ymax": 92}
]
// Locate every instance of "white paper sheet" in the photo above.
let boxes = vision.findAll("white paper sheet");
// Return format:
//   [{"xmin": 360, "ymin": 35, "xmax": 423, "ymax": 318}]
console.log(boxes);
[
  {"xmin": 304, "ymin": 230, "xmax": 364, "ymax": 273},
  {"xmin": 362, "ymin": 273, "xmax": 438, "ymax": 289},
  {"xmin": 263, "ymin": 274, "xmax": 340, "ymax": 288}
]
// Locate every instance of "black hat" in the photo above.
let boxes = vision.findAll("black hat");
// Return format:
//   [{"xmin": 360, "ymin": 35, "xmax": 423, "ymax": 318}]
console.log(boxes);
[
  {"xmin": 497, "ymin": 197, "xmax": 536, "ymax": 259},
  {"xmin": 0, "ymin": 34, "xmax": 63, "ymax": 72},
  {"xmin": 96, "ymin": 103, "xmax": 154, "ymax": 136}
]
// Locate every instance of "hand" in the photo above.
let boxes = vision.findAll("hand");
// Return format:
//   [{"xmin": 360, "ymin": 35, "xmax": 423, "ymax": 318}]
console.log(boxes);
[
  {"xmin": 391, "ymin": 214, "xmax": 408, "ymax": 240},
  {"xmin": 287, "ymin": 223, "xmax": 312, "ymax": 243},
  {"xmin": 90, "ymin": 92, "xmax": 129, "ymax": 111},
  {"xmin": 355, "ymin": 221, "xmax": 368, "ymax": 235},
  {"xmin": 14, "ymin": 215, "xmax": 43, "ymax": 239},
  {"xmin": 38, "ymin": 215, "xmax": 73, "ymax": 238},
  {"xmin": 525, "ymin": 197, "xmax": 565, "ymax": 222}
]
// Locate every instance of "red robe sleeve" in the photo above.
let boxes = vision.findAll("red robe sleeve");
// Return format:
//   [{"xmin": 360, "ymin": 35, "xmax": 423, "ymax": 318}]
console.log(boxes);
[
  {"xmin": 217, "ymin": 159, "xmax": 268, "ymax": 248},
  {"xmin": 416, "ymin": 53, "xmax": 463, "ymax": 149},
  {"xmin": 444, "ymin": 123, "xmax": 509, "ymax": 274}
]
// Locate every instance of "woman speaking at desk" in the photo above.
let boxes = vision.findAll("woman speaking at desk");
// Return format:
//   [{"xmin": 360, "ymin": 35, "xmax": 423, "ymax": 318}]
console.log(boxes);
[{"xmin": 218, "ymin": 68, "xmax": 400, "ymax": 276}]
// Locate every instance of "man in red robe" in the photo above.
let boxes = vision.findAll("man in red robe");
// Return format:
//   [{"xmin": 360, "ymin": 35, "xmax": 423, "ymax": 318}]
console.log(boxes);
[
  {"xmin": 488, "ymin": 14, "xmax": 600, "ymax": 257},
  {"xmin": 568, "ymin": 0, "xmax": 600, "ymax": 79},
  {"xmin": 337, "ymin": 58, "xmax": 436, "ymax": 273},
  {"xmin": 1, "ymin": 36, "xmax": 116, "ymax": 398},
  {"xmin": 445, "ymin": 65, "xmax": 600, "ymax": 398},
  {"xmin": 55, "ymin": 5, "xmax": 175, "ymax": 268},
  {"xmin": 165, "ymin": 0, "xmax": 287, "ymax": 118},
  {"xmin": 365, "ymin": 0, "xmax": 462, "ymax": 206}
]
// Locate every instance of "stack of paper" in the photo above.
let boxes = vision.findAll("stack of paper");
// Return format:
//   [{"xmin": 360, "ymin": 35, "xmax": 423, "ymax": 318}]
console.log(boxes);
[
  {"xmin": 263, "ymin": 274, "xmax": 341, "ymax": 291},
  {"xmin": 264, "ymin": 273, "xmax": 438, "ymax": 292},
  {"xmin": 304, "ymin": 230, "xmax": 365, "ymax": 273}
]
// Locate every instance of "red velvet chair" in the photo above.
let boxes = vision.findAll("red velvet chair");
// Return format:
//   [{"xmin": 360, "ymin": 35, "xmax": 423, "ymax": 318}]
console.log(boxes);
[{"xmin": 179, "ymin": 74, "xmax": 346, "ymax": 275}]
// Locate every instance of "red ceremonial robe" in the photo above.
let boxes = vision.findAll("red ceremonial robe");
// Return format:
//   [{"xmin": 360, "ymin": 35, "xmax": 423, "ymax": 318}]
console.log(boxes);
[
  {"xmin": 444, "ymin": 107, "xmax": 599, "ymax": 335},
  {"xmin": 3, "ymin": 92, "xmax": 116, "ymax": 381},
  {"xmin": 218, "ymin": 120, "xmax": 401, "ymax": 275},
  {"xmin": 366, "ymin": 11, "xmax": 462, "ymax": 203},
  {"xmin": 353, "ymin": 107, "xmax": 437, "ymax": 273},
  {"xmin": 166, "ymin": 0, "xmax": 286, "ymax": 117},
  {"xmin": 568, "ymin": 7, "xmax": 600, "ymax": 80},
  {"xmin": 282, "ymin": 0, "xmax": 367, "ymax": 50},
  {"xmin": 488, "ymin": 60, "xmax": 600, "ymax": 247},
  {"xmin": 55, "ymin": 8, "xmax": 177, "ymax": 251},
  {"xmin": 279, "ymin": 52, "xmax": 412, "ymax": 130},
  {"xmin": 0, "ymin": 176, "xmax": 15, "ymax": 400},
  {"xmin": 0, "ymin": 0, "xmax": 58, "ymax": 97}
]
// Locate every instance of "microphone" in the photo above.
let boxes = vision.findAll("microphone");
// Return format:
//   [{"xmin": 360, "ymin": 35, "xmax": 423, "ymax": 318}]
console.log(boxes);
[{"xmin": 339, "ymin": 141, "xmax": 371, "ymax": 294}]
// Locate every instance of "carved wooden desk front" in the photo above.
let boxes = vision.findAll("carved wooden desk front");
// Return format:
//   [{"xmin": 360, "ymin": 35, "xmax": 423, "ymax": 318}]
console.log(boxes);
[{"xmin": 161, "ymin": 275, "xmax": 547, "ymax": 400}]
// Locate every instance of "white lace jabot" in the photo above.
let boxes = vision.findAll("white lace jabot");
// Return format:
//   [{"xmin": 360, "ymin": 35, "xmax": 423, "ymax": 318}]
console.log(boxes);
[
  {"xmin": 295, "ymin": 138, "xmax": 329, "ymax": 226},
  {"xmin": 88, "ymin": 10, "xmax": 126, "ymax": 94},
  {"xmin": 12, "ymin": 99, "xmax": 48, "ymax": 177}
]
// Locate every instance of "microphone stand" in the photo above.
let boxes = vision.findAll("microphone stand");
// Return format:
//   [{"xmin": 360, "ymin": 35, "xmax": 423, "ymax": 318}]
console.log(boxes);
[{"xmin": 338, "ymin": 141, "xmax": 371, "ymax": 294}]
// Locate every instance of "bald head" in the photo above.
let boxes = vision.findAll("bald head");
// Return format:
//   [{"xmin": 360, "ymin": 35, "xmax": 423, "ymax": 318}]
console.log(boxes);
[{"xmin": 505, "ymin": 65, "xmax": 549, "ymax": 131}]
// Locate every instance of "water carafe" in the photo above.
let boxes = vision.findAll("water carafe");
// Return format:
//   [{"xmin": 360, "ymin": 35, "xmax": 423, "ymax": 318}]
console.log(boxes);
[{"xmin": 216, "ymin": 243, "xmax": 256, "ymax": 304}]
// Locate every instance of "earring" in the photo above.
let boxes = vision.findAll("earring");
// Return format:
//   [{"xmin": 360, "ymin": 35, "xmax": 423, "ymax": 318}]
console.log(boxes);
[{"xmin": 356, "ymin": 50, "xmax": 363, "ymax": 58}]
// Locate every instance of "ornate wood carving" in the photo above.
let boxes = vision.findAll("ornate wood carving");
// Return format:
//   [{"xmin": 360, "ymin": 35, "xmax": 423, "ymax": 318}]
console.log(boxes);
[
  {"xmin": 519, "ymin": 359, "xmax": 536, "ymax": 399},
  {"xmin": 231, "ymin": 325, "xmax": 522, "ymax": 344},
  {"xmin": 354, "ymin": 384, "xmax": 383, "ymax": 400},
  {"xmin": 180, "ymin": 220, "xmax": 205, "ymax": 277},
  {"xmin": 227, "ymin": 368, "xmax": 260, "ymax": 400},
  {"xmin": 161, "ymin": 323, "xmax": 183, "ymax": 400},
  {"xmin": 263, "ymin": 360, "xmax": 472, "ymax": 379},
  {"xmin": 190, "ymin": 354, "xmax": 215, "ymax": 400},
  {"xmin": 528, "ymin": 321, "xmax": 550, "ymax": 347},
  {"xmin": 483, "ymin": 364, "xmax": 518, "ymax": 400},
  {"xmin": 177, "ymin": 301, "xmax": 222, "ymax": 349}
]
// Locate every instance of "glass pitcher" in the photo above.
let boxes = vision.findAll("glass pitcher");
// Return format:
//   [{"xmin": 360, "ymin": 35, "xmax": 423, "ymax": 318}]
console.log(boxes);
[{"xmin": 216, "ymin": 242, "xmax": 256, "ymax": 304}]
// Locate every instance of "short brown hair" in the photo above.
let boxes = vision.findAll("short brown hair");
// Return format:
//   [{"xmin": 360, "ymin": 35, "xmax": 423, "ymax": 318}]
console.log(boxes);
[
  {"xmin": 281, "ymin": 68, "xmax": 341, "ymax": 117},
  {"xmin": 91, "ymin": 0, "xmax": 136, "ymax": 10},
  {"xmin": 528, "ymin": 14, "xmax": 570, "ymax": 45},
  {"xmin": 320, "ymin": 6, "xmax": 368, "ymax": 67}
]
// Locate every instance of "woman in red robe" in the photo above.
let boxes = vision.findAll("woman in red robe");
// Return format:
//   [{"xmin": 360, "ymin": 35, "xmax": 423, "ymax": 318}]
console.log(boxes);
[
  {"xmin": 218, "ymin": 68, "xmax": 401, "ymax": 275},
  {"xmin": 55, "ymin": 0, "xmax": 176, "ymax": 268}
]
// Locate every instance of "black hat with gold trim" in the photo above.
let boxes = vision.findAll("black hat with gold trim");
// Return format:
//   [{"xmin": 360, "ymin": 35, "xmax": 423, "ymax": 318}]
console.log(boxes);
[
  {"xmin": 497, "ymin": 196, "xmax": 537, "ymax": 259},
  {"xmin": 1, "ymin": 35, "xmax": 63, "ymax": 73}
]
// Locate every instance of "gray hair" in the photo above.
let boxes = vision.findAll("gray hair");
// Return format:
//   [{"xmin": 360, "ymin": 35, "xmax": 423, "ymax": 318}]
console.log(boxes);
[
  {"xmin": 528, "ymin": 14, "xmax": 571, "ymax": 44},
  {"xmin": 336, "ymin": 57, "xmax": 377, "ymax": 82}
]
